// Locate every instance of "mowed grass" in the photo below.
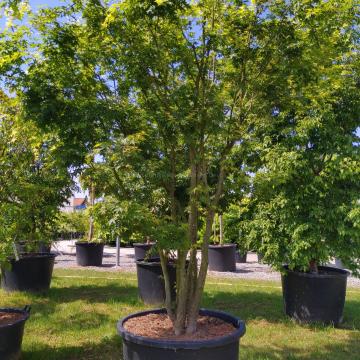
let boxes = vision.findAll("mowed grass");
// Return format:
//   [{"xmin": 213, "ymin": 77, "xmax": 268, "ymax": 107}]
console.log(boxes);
[{"xmin": 1, "ymin": 268, "xmax": 360, "ymax": 360}]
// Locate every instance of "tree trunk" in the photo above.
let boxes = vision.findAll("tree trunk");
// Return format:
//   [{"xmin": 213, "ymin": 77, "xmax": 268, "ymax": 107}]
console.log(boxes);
[
  {"xmin": 309, "ymin": 259, "xmax": 318, "ymax": 273},
  {"xmin": 219, "ymin": 214, "xmax": 223, "ymax": 246},
  {"xmin": 88, "ymin": 183, "xmax": 95, "ymax": 242}
]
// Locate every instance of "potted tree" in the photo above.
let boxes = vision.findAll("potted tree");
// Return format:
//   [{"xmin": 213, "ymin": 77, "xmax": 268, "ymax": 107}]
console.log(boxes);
[
  {"xmin": 240, "ymin": 4, "xmax": 360, "ymax": 325},
  {"xmin": 74, "ymin": 162, "xmax": 106, "ymax": 267},
  {"xmin": 21, "ymin": 0, "xmax": 357, "ymax": 357},
  {"xmin": 0, "ymin": 95, "xmax": 72, "ymax": 292},
  {"xmin": 224, "ymin": 205, "xmax": 249, "ymax": 264},
  {"xmin": 208, "ymin": 214, "xmax": 237, "ymax": 272}
]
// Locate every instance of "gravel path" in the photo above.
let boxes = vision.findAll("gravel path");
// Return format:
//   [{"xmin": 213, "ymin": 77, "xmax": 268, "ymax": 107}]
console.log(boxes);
[{"xmin": 52, "ymin": 241, "xmax": 360, "ymax": 288}]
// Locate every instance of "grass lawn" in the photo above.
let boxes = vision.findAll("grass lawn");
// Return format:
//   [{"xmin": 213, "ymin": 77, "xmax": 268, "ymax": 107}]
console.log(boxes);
[{"xmin": 1, "ymin": 268, "xmax": 359, "ymax": 360}]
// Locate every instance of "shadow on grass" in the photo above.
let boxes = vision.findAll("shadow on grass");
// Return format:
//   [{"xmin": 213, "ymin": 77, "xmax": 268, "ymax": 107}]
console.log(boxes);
[
  {"xmin": 23, "ymin": 334, "xmax": 122, "ymax": 360},
  {"xmin": 202, "ymin": 290, "xmax": 360, "ymax": 330},
  {"xmin": 240, "ymin": 331, "xmax": 360, "ymax": 360},
  {"xmin": 47, "ymin": 283, "xmax": 139, "ymax": 305},
  {"xmin": 15, "ymin": 283, "xmax": 140, "ymax": 324}
]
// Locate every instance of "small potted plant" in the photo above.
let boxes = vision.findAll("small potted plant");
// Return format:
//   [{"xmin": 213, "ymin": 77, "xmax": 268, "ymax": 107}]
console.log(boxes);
[
  {"xmin": 75, "ymin": 212, "xmax": 105, "ymax": 267},
  {"xmin": 208, "ymin": 214, "xmax": 237, "ymax": 272},
  {"xmin": 223, "ymin": 205, "xmax": 249, "ymax": 263},
  {"xmin": 242, "ymin": 106, "xmax": 359, "ymax": 325},
  {"xmin": 75, "ymin": 175, "xmax": 106, "ymax": 266}
]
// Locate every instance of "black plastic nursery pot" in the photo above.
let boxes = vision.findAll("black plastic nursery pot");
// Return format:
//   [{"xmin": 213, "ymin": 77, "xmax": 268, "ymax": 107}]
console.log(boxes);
[
  {"xmin": 1, "ymin": 253, "xmax": 56, "ymax": 292},
  {"xmin": 237, "ymin": 252, "xmax": 247, "ymax": 263},
  {"xmin": 117, "ymin": 308, "xmax": 246, "ymax": 360},
  {"xmin": 136, "ymin": 258, "xmax": 176, "ymax": 305},
  {"xmin": 75, "ymin": 242, "xmax": 104, "ymax": 266},
  {"xmin": 133, "ymin": 242, "xmax": 157, "ymax": 261},
  {"xmin": 0, "ymin": 306, "xmax": 31, "ymax": 360},
  {"xmin": 282, "ymin": 265, "xmax": 350, "ymax": 325},
  {"xmin": 208, "ymin": 244, "xmax": 236, "ymax": 272}
]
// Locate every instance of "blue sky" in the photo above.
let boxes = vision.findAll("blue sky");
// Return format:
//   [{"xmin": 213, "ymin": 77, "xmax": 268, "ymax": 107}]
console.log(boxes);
[{"xmin": 0, "ymin": 0, "xmax": 64, "ymax": 28}]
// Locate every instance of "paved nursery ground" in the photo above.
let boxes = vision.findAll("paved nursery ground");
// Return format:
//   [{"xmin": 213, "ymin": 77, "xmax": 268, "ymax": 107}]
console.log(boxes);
[{"xmin": 53, "ymin": 241, "xmax": 360, "ymax": 288}]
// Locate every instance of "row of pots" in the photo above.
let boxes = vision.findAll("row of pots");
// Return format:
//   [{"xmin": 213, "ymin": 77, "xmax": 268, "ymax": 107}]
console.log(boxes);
[
  {"xmin": 0, "ymin": 250, "xmax": 350, "ymax": 360},
  {"xmin": 135, "ymin": 257, "xmax": 349, "ymax": 324},
  {"xmin": 75, "ymin": 242, "xmax": 243, "ymax": 270}
]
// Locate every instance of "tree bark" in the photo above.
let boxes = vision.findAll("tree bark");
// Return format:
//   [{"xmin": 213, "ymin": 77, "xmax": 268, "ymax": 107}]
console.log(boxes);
[{"xmin": 88, "ymin": 183, "xmax": 95, "ymax": 242}]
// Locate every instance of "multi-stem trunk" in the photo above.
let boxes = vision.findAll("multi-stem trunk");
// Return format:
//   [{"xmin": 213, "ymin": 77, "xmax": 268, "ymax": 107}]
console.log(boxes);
[{"xmin": 161, "ymin": 148, "xmax": 225, "ymax": 335}]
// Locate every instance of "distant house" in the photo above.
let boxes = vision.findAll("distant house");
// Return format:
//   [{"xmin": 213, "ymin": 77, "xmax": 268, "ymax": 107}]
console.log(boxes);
[
  {"xmin": 61, "ymin": 197, "xmax": 88, "ymax": 212},
  {"xmin": 72, "ymin": 197, "xmax": 87, "ymax": 210}
]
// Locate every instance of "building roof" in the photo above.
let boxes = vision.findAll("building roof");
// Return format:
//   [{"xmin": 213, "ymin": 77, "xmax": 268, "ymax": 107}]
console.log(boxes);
[{"xmin": 72, "ymin": 198, "xmax": 87, "ymax": 207}]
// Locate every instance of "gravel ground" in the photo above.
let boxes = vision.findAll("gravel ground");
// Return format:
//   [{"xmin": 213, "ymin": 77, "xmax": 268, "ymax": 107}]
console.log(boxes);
[{"xmin": 52, "ymin": 241, "xmax": 360, "ymax": 288}]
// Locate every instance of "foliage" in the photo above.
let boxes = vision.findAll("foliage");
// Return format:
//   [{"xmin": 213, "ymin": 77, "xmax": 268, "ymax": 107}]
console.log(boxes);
[
  {"xmin": 238, "ymin": 0, "xmax": 360, "ymax": 274},
  {"xmin": 0, "ymin": 93, "xmax": 74, "ymax": 263},
  {"xmin": 56, "ymin": 211, "xmax": 89, "ymax": 239},
  {"xmin": 223, "ymin": 204, "xmax": 249, "ymax": 254},
  {"xmin": 91, "ymin": 197, "xmax": 155, "ymax": 244}
]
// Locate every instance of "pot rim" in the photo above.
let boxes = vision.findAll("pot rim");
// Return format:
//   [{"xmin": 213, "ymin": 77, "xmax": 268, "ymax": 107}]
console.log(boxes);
[
  {"xmin": 133, "ymin": 242, "xmax": 156, "ymax": 247},
  {"xmin": 136, "ymin": 258, "xmax": 178, "ymax": 268},
  {"xmin": 75, "ymin": 242, "xmax": 105, "ymax": 246},
  {"xmin": 117, "ymin": 308, "xmax": 246, "ymax": 350},
  {"xmin": 209, "ymin": 244, "xmax": 237, "ymax": 249},
  {"xmin": 282, "ymin": 265, "xmax": 350, "ymax": 278},
  {"xmin": 0, "ymin": 307, "xmax": 30, "ymax": 329},
  {"xmin": 8, "ymin": 253, "xmax": 57, "ymax": 262}
]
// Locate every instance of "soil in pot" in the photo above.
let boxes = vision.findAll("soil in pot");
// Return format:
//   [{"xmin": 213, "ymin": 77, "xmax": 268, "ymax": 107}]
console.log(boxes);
[
  {"xmin": 118, "ymin": 308, "xmax": 246, "ymax": 360},
  {"xmin": 208, "ymin": 244, "xmax": 236, "ymax": 272},
  {"xmin": 282, "ymin": 265, "xmax": 349, "ymax": 325},
  {"xmin": 1, "ymin": 253, "xmax": 56, "ymax": 292},
  {"xmin": 124, "ymin": 313, "xmax": 236, "ymax": 340},
  {"xmin": 0, "ymin": 306, "xmax": 30, "ymax": 360},
  {"xmin": 75, "ymin": 242, "xmax": 104, "ymax": 266},
  {"xmin": 136, "ymin": 258, "xmax": 176, "ymax": 304}
]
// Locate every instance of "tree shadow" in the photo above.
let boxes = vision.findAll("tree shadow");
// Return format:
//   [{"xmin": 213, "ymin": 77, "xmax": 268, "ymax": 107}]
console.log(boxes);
[
  {"xmin": 240, "ymin": 331, "xmax": 360, "ymax": 360},
  {"xmin": 43, "ymin": 283, "xmax": 139, "ymax": 305},
  {"xmin": 16, "ymin": 283, "xmax": 140, "ymax": 323},
  {"xmin": 202, "ymin": 290, "xmax": 360, "ymax": 330},
  {"xmin": 22, "ymin": 334, "xmax": 122, "ymax": 360}
]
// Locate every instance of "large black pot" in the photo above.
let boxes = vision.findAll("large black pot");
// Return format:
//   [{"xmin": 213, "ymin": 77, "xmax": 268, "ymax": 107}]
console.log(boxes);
[
  {"xmin": 136, "ymin": 258, "xmax": 176, "ymax": 304},
  {"xmin": 134, "ymin": 243, "xmax": 157, "ymax": 261},
  {"xmin": 1, "ymin": 254, "xmax": 56, "ymax": 292},
  {"xmin": 208, "ymin": 244, "xmax": 236, "ymax": 272},
  {"xmin": 0, "ymin": 306, "xmax": 30, "ymax": 360},
  {"xmin": 0, "ymin": 306, "xmax": 31, "ymax": 360},
  {"xmin": 75, "ymin": 242, "xmax": 104, "ymax": 266},
  {"xmin": 118, "ymin": 308, "xmax": 246, "ymax": 360},
  {"xmin": 282, "ymin": 265, "xmax": 349, "ymax": 325},
  {"xmin": 257, "ymin": 253, "xmax": 264, "ymax": 263}
]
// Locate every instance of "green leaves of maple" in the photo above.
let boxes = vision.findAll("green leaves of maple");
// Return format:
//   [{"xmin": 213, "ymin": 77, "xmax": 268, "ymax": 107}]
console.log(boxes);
[{"xmin": 0, "ymin": 94, "xmax": 74, "ymax": 263}]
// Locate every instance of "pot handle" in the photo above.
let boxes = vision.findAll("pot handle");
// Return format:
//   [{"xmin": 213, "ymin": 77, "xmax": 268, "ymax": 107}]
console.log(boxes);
[{"xmin": 23, "ymin": 305, "xmax": 31, "ymax": 314}]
